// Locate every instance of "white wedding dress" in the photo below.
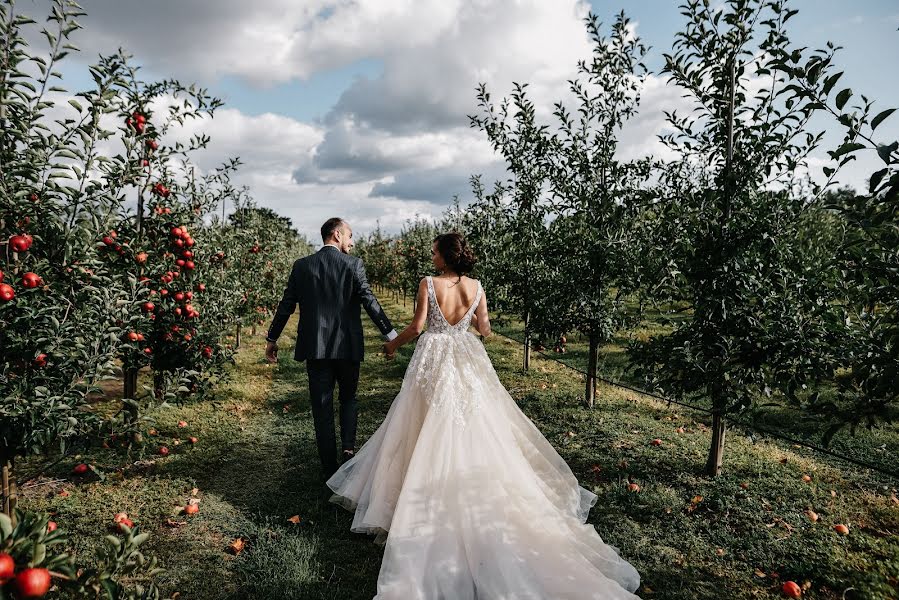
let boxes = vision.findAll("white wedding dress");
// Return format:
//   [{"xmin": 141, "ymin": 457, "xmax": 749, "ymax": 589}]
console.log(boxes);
[{"xmin": 327, "ymin": 276, "xmax": 641, "ymax": 599}]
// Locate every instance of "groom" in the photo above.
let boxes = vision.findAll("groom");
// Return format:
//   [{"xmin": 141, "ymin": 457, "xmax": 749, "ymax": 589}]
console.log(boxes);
[{"xmin": 264, "ymin": 217, "xmax": 397, "ymax": 481}]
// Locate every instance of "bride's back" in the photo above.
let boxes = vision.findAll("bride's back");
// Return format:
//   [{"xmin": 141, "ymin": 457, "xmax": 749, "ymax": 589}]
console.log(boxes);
[{"xmin": 430, "ymin": 275, "xmax": 479, "ymax": 326}]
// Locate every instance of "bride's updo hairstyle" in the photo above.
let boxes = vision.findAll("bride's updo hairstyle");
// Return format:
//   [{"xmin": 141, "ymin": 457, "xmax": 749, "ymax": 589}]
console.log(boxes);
[{"xmin": 434, "ymin": 232, "xmax": 476, "ymax": 276}]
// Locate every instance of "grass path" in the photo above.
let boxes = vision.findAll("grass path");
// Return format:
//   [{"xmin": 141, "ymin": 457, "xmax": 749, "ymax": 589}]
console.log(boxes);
[{"xmin": 18, "ymin": 299, "xmax": 899, "ymax": 600}]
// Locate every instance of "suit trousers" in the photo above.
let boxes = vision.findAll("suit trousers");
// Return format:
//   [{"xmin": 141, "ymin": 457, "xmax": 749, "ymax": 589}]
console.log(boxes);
[{"xmin": 305, "ymin": 358, "xmax": 361, "ymax": 479}]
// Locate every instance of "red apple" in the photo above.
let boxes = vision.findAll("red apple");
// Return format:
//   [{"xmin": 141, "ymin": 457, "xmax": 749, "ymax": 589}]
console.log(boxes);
[
  {"xmin": 9, "ymin": 234, "xmax": 33, "ymax": 253},
  {"xmin": 46, "ymin": 521, "xmax": 57, "ymax": 532},
  {"xmin": 72, "ymin": 463, "xmax": 89, "ymax": 475},
  {"xmin": 834, "ymin": 524, "xmax": 849, "ymax": 535},
  {"xmin": 188, "ymin": 436, "xmax": 198, "ymax": 444},
  {"xmin": 146, "ymin": 139, "xmax": 158, "ymax": 151},
  {"xmin": 142, "ymin": 302, "xmax": 155, "ymax": 313},
  {"xmin": 0, "ymin": 552, "xmax": 14, "ymax": 582},
  {"xmin": 127, "ymin": 332, "xmax": 140, "ymax": 342},
  {"xmin": 184, "ymin": 503, "xmax": 199, "ymax": 515},
  {"xmin": 651, "ymin": 438, "xmax": 662, "ymax": 446},
  {"xmin": 33, "ymin": 354, "xmax": 48, "ymax": 368},
  {"xmin": 177, "ymin": 420, "xmax": 187, "ymax": 428},
  {"xmin": 0, "ymin": 283, "xmax": 13, "ymax": 302},
  {"xmin": 13, "ymin": 568, "xmax": 51, "ymax": 599},
  {"xmin": 627, "ymin": 483, "xmax": 640, "ymax": 493},
  {"xmin": 158, "ymin": 446, "xmax": 169, "ymax": 456},
  {"xmin": 116, "ymin": 517, "xmax": 134, "ymax": 532},
  {"xmin": 136, "ymin": 252, "xmax": 148, "ymax": 264},
  {"xmin": 781, "ymin": 581, "xmax": 802, "ymax": 598},
  {"xmin": 185, "ymin": 260, "xmax": 195, "ymax": 270},
  {"xmin": 197, "ymin": 283, "xmax": 206, "ymax": 292}
]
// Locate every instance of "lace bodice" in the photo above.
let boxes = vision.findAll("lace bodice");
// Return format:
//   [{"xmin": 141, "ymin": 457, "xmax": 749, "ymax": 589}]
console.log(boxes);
[{"xmin": 425, "ymin": 276, "xmax": 482, "ymax": 335}]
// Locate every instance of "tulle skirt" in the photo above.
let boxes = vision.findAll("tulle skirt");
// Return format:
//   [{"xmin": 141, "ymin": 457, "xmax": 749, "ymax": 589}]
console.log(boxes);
[{"xmin": 327, "ymin": 330, "xmax": 641, "ymax": 599}]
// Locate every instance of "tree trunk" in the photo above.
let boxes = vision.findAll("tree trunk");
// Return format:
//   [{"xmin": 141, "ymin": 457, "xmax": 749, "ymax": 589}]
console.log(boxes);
[
  {"xmin": 154, "ymin": 371, "xmax": 166, "ymax": 402},
  {"xmin": 251, "ymin": 324, "xmax": 257, "ymax": 336},
  {"xmin": 1, "ymin": 448, "xmax": 17, "ymax": 523},
  {"xmin": 706, "ymin": 391, "xmax": 727, "ymax": 476},
  {"xmin": 235, "ymin": 323, "xmax": 241, "ymax": 349},
  {"xmin": 123, "ymin": 366, "xmax": 143, "ymax": 444},
  {"xmin": 522, "ymin": 311, "xmax": 531, "ymax": 372},
  {"xmin": 704, "ymin": 57, "xmax": 735, "ymax": 479},
  {"xmin": 585, "ymin": 334, "xmax": 599, "ymax": 408}
]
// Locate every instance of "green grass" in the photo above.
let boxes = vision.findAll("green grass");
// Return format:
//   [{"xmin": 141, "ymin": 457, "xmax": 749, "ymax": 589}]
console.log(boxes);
[
  {"xmin": 492, "ymin": 305, "xmax": 899, "ymax": 478},
  {"xmin": 17, "ymin": 299, "xmax": 899, "ymax": 600}
]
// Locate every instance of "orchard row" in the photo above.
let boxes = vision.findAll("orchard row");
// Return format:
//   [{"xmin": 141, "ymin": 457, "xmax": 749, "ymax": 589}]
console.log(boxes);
[
  {"xmin": 355, "ymin": 0, "xmax": 899, "ymax": 480},
  {"xmin": 0, "ymin": 2, "xmax": 311, "ymax": 596}
]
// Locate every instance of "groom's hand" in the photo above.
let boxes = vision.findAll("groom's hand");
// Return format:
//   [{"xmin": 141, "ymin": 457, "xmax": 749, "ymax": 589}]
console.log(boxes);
[
  {"xmin": 265, "ymin": 340, "xmax": 278, "ymax": 364},
  {"xmin": 382, "ymin": 342, "xmax": 395, "ymax": 361}
]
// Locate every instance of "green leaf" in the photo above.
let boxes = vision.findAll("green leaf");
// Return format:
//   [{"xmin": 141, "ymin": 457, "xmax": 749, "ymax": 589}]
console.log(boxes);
[
  {"xmin": 0, "ymin": 513, "xmax": 12, "ymax": 538},
  {"xmin": 67, "ymin": 99, "xmax": 83, "ymax": 112},
  {"xmin": 832, "ymin": 142, "xmax": 865, "ymax": 159},
  {"xmin": 32, "ymin": 543, "xmax": 46, "ymax": 566},
  {"xmin": 869, "ymin": 168, "xmax": 888, "ymax": 193},
  {"xmin": 876, "ymin": 141, "xmax": 898, "ymax": 165},
  {"xmin": 871, "ymin": 108, "xmax": 896, "ymax": 131},
  {"xmin": 836, "ymin": 88, "xmax": 852, "ymax": 111},
  {"xmin": 822, "ymin": 72, "xmax": 843, "ymax": 96}
]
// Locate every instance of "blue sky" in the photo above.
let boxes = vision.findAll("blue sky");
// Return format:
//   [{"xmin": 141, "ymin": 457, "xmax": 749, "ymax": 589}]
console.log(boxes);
[
  {"xmin": 40, "ymin": 0, "xmax": 899, "ymax": 240},
  {"xmin": 157, "ymin": 1, "xmax": 899, "ymax": 123}
]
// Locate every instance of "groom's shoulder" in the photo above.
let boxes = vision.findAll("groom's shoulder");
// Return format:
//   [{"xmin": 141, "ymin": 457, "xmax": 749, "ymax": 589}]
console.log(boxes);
[{"xmin": 307, "ymin": 248, "xmax": 358, "ymax": 267}]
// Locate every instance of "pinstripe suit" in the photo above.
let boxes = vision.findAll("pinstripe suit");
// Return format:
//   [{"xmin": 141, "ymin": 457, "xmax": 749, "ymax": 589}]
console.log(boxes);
[{"xmin": 266, "ymin": 245, "xmax": 397, "ymax": 478}]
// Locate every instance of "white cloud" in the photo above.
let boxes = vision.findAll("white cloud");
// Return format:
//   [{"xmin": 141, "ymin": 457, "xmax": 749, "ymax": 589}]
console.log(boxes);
[{"xmin": 33, "ymin": 0, "xmax": 884, "ymax": 245}]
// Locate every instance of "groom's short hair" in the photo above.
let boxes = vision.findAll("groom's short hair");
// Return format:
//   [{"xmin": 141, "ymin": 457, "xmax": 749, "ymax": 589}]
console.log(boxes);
[{"xmin": 321, "ymin": 217, "xmax": 345, "ymax": 242}]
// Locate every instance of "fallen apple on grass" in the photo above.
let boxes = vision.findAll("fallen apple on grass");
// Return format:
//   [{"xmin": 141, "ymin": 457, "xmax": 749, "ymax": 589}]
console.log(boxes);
[{"xmin": 781, "ymin": 580, "xmax": 802, "ymax": 598}]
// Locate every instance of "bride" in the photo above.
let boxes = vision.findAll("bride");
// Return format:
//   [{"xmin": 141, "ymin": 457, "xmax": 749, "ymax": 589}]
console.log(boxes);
[{"xmin": 327, "ymin": 233, "xmax": 642, "ymax": 599}]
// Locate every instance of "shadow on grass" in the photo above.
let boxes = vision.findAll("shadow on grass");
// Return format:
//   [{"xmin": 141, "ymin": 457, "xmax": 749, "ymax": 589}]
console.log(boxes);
[{"xmin": 175, "ymin": 332, "xmax": 405, "ymax": 599}]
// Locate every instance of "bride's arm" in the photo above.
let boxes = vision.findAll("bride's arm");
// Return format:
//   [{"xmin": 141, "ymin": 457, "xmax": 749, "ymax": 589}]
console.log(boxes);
[
  {"xmin": 384, "ymin": 279, "xmax": 429, "ymax": 356},
  {"xmin": 472, "ymin": 289, "xmax": 491, "ymax": 337}
]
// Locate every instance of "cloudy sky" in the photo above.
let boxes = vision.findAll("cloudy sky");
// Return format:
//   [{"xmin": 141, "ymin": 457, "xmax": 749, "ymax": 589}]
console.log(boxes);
[{"xmin": 29, "ymin": 0, "xmax": 899, "ymax": 241}]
